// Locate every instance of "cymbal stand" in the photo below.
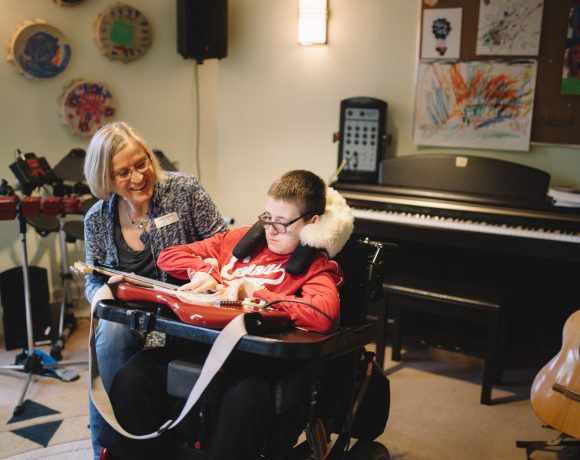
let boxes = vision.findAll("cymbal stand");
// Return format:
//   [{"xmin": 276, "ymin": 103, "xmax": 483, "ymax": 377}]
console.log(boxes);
[{"xmin": 0, "ymin": 205, "xmax": 86, "ymax": 416}]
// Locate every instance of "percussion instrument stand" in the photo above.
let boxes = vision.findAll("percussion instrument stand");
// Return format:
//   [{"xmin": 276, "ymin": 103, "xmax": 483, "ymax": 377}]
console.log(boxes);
[
  {"xmin": 0, "ymin": 208, "xmax": 86, "ymax": 416},
  {"xmin": 50, "ymin": 215, "xmax": 77, "ymax": 360}
]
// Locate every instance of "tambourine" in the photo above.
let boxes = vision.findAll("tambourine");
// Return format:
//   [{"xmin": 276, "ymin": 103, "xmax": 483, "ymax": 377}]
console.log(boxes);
[
  {"xmin": 53, "ymin": 0, "xmax": 85, "ymax": 6},
  {"xmin": 58, "ymin": 79, "xmax": 116, "ymax": 137},
  {"xmin": 94, "ymin": 3, "xmax": 152, "ymax": 63},
  {"xmin": 6, "ymin": 19, "xmax": 71, "ymax": 80}
]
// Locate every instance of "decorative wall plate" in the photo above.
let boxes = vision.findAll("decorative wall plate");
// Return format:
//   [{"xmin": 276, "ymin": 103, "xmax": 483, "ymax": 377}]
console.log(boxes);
[
  {"xmin": 59, "ymin": 79, "xmax": 116, "ymax": 137},
  {"xmin": 53, "ymin": 0, "xmax": 86, "ymax": 6},
  {"xmin": 94, "ymin": 3, "xmax": 152, "ymax": 63},
  {"xmin": 6, "ymin": 19, "xmax": 71, "ymax": 79}
]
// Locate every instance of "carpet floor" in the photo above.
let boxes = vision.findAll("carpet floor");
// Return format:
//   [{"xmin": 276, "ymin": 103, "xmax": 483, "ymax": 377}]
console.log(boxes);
[{"xmin": 0, "ymin": 391, "xmax": 90, "ymax": 458}]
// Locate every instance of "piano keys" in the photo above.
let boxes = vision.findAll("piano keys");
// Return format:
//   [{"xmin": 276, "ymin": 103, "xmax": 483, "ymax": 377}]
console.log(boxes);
[{"xmin": 333, "ymin": 155, "xmax": 580, "ymax": 263}]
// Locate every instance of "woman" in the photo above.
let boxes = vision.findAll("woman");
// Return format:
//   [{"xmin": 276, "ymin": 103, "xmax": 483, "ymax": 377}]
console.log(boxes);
[{"xmin": 83, "ymin": 121, "xmax": 228, "ymax": 459}]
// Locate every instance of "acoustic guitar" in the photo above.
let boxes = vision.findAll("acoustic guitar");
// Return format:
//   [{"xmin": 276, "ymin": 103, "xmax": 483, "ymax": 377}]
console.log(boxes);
[
  {"xmin": 530, "ymin": 310, "xmax": 580, "ymax": 438},
  {"xmin": 71, "ymin": 261, "xmax": 290, "ymax": 330}
]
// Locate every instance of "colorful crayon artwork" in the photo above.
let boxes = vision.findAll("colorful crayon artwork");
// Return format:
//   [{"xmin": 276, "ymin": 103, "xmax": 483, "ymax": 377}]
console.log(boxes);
[{"xmin": 413, "ymin": 60, "xmax": 537, "ymax": 152}]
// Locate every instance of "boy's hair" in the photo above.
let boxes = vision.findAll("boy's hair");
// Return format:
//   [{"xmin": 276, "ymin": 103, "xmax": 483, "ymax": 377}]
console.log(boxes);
[
  {"xmin": 84, "ymin": 121, "xmax": 165, "ymax": 200},
  {"xmin": 268, "ymin": 170, "xmax": 326, "ymax": 216}
]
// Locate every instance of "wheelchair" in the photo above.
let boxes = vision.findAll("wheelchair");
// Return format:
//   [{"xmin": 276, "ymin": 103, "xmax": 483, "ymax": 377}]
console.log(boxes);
[{"xmin": 95, "ymin": 238, "xmax": 391, "ymax": 460}]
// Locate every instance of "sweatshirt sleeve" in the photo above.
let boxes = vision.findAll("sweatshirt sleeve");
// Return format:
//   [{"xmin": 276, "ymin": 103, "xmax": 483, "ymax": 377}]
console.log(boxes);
[
  {"xmin": 253, "ymin": 259, "xmax": 343, "ymax": 333},
  {"xmin": 157, "ymin": 232, "xmax": 226, "ymax": 282}
]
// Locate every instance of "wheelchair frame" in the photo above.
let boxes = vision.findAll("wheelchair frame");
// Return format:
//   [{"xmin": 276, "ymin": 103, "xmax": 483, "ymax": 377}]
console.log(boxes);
[{"xmin": 95, "ymin": 238, "xmax": 390, "ymax": 460}]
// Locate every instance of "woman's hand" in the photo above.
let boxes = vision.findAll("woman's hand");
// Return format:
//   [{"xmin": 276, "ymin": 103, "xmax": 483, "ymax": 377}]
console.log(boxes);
[
  {"xmin": 218, "ymin": 278, "xmax": 259, "ymax": 301},
  {"xmin": 178, "ymin": 271, "xmax": 218, "ymax": 293}
]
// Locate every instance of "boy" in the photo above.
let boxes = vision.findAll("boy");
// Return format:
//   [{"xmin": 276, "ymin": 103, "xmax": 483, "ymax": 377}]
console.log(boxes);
[{"xmin": 99, "ymin": 170, "xmax": 354, "ymax": 459}]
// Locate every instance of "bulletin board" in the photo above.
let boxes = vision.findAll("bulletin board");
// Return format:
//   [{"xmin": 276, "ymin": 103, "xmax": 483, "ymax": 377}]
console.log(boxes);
[{"xmin": 419, "ymin": 0, "xmax": 579, "ymax": 146}]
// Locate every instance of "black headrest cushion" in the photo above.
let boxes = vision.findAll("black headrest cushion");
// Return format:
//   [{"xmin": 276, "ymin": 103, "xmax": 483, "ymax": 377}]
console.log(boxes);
[
  {"xmin": 232, "ymin": 222, "xmax": 318, "ymax": 275},
  {"xmin": 232, "ymin": 221, "xmax": 265, "ymax": 260}
]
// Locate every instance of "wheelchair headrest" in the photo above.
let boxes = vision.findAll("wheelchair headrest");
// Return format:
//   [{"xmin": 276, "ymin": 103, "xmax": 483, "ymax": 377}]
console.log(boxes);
[{"xmin": 232, "ymin": 221, "xmax": 318, "ymax": 275}]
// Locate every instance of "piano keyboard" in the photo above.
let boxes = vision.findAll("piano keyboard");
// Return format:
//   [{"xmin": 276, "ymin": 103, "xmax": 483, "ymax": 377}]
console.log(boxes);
[{"xmin": 352, "ymin": 207, "xmax": 580, "ymax": 244}]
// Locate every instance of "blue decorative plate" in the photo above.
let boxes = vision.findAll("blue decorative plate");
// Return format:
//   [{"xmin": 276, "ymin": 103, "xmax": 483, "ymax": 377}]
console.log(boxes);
[{"xmin": 7, "ymin": 19, "xmax": 71, "ymax": 79}]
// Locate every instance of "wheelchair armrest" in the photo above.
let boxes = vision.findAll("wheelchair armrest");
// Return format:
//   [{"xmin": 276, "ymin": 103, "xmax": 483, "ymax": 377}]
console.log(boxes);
[{"xmin": 167, "ymin": 359, "xmax": 226, "ymax": 404}]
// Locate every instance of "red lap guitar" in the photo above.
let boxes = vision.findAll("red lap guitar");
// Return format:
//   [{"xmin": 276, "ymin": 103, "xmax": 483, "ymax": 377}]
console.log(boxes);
[
  {"xmin": 72, "ymin": 261, "xmax": 290, "ymax": 331},
  {"xmin": 530, "ymin": 310, "xmax": 580, "ymax": 438}
]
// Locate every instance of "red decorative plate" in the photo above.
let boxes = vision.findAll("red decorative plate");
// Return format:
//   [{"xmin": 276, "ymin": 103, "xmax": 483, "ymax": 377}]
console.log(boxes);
[{"xmin": 59, "ymin": 79, "xmax": 116, "ymax": 137}]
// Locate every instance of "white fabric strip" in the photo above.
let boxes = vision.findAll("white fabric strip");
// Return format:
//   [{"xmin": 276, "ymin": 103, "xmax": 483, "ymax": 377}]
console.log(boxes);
[{"xmin": 89, "ymin": 305, "xmax": 248, "ymax": 440}]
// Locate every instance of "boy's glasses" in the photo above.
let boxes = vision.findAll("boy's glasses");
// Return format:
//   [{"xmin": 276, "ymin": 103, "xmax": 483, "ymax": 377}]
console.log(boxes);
[
  {"xmin": 258, "ymin": 212, "xmax": 306, "ymax": 234},
  {"xmin": 112, "ymin": 157, "xmax": 151, "ymax": 182}
]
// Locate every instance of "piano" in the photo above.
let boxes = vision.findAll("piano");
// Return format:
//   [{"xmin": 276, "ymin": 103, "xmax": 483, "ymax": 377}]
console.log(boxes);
[{"xmin": 332, "ymin": 154, "xmax": 580, "ymax": 351}]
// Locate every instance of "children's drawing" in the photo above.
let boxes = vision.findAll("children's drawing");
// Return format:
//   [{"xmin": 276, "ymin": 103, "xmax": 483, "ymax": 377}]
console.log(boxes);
[
  {"xmin": 422, "ymin": 8, "xmax": 462, "ymax": 59},
  {"xmin": 476, "ymin": 0, "xmax": 544, "ymax": 56},
  {"xmin": 413, "ymin": 60, "xmax": 537, "ymax": 152},
  {"xmin": 562, "ymin": 2, "xmax": 580, "ymax": 95}
]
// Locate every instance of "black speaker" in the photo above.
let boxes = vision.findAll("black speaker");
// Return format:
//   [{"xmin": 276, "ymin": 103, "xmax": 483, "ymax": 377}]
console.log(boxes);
[
  {"xmin": 1, "ymin": 266, "xmax": 53, "ymax": 350},
  {"xmin": 177, "ymin": 0, "xmax": 228, "ymax": 62}
]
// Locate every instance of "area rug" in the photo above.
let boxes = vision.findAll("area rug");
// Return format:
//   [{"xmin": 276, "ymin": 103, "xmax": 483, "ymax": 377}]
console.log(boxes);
[{"xmin": 0, "ymin": 391, "xmax": 90, "ymax": 458}]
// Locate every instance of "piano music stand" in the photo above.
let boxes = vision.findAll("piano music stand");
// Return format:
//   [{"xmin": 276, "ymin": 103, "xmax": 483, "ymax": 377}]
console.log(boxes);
[{"xmin": 0, "ymin": 203, "xmax": 86, "ymax": 416}]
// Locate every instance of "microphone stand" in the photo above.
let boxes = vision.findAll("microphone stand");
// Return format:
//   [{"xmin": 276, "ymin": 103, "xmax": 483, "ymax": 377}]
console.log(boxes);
[{"xmin": 0, "ymin": 202, "xmax": 86, "ymax": 416}]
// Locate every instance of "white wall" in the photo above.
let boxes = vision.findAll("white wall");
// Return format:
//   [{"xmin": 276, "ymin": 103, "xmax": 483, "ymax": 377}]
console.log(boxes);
[{"xmin": 216, "ymin": 0, "xmax": 580, "ymax": 227}]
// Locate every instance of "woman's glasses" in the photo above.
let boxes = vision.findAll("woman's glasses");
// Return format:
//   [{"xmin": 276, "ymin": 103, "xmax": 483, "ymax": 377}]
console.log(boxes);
[
  {"xmin": 112, "ymin": 157, "xmax": 151, "ymax": 182},
  {"xmin": 258, "ymin": 212, "xmax": 306, "ymax": 234}
]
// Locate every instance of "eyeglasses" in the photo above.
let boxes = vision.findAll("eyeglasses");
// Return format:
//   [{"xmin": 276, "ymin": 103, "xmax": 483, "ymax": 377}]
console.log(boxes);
[
  {"xmin": 258, "ymin": 212, "xmax": 307, "ymax": 234},
  {"xmin": 111, "ymin": 156, "xmax": 151, "ymax": 182}
]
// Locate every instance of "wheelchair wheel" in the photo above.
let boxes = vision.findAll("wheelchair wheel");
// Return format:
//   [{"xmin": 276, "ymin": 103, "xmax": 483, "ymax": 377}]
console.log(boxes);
[{"xmin": 347, "ymin": 440, "xmax": 390, "ymax": 460}]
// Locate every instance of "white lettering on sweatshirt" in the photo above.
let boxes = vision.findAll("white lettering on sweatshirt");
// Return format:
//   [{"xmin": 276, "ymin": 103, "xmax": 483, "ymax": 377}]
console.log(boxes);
[{"xmin": 220, "ymin": 256, "xmax": 286, "ymax": 286}]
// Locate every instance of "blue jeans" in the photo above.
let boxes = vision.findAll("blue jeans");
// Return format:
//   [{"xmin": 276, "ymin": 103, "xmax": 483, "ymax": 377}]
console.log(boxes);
[{"xmin": 90, "ymin": 319, "xmax": 143, "ymax": 460}]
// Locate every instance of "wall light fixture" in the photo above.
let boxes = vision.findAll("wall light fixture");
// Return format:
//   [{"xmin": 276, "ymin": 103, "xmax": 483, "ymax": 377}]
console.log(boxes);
[{"xmin": 298, "ymin": 0, "xmax": 328, "ymax": 45}]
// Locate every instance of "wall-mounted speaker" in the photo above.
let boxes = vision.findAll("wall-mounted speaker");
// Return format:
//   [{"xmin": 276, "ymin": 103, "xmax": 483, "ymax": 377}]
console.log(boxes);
[{"xmin": 177, "ymin": 0, "xmax": 228, "ymax": 63}]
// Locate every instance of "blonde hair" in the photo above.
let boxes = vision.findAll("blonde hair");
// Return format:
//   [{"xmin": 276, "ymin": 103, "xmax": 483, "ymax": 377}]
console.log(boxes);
[{"xmin": 84, "ymin": 121, "xmax": 164, "ymax": 200}]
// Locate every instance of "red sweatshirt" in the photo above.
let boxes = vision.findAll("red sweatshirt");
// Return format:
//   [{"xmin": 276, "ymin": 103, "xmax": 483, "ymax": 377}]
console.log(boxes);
[{"xmin": 157, "ymin": 226, "xmax": 343, "ymax": 333}]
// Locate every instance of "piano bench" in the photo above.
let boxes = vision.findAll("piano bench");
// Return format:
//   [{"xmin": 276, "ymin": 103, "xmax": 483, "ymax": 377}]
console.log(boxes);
[{"xmin": 376, "ymin": 273, "xmax": 507, "ymax": 405}]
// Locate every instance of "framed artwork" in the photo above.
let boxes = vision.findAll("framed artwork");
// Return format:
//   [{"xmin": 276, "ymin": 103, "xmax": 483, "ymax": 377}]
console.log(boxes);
[
  {"xmin": 413, "ymin": 60, "xmax": 537, "ymax": 152},
  {"xmin": 59, "ymin": 79, "xmax": 116, "ymax": 137},
  {"xmin": 6, "ymin": 19, "xmax": 71, "ymax": 79},
  {"xmin": 421, "ymin": 8, "xmax": 463, "ymax": 59},
  {"xmin": 561, "ymin": 2, "xmax": 580, "ymax": 95},
  {"xmin": 94, "ymin": 3, "xmax": 152, "ymax": 63},
  {"xmin": 476, "ymin": 0, "xmax": 544, "ymax": 56}
]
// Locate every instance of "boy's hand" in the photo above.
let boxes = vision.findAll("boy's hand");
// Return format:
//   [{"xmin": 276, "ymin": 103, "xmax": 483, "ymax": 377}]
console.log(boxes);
[
  {"xmin": 218, "ymin": 278, "xmax": 259, "ymax": 301},
  {"xmin": 178, "ymin": 271, "xmax": 218, "ymax": 293},
  {"xmin": 203, "ymin": 258, "xmax": 219, "ymax": 270}
]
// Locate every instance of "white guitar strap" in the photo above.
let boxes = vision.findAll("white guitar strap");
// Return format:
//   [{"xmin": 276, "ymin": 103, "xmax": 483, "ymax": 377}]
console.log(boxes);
[{"xmin": 89, "ymin": 305, "xmax": 248, "ymax": 440}]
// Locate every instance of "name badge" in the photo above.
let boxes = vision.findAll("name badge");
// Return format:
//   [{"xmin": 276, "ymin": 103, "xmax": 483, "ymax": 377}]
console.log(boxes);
[{"xmin": 154, "ymin": 212, "xmax": 179, "ymax": 229}]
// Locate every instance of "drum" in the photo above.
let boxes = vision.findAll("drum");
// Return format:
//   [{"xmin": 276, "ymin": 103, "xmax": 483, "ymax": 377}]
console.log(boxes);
[
  {"xmin": 0, "ymin": 196, "xmax": 17, "ymax": 221},
  {"xmin": 27, "ymin": 215, "xmax": 60, "ymax": 237},
  {"xmin": 63, "ymin": 221, "xmax": 84, "ymax": 243}
]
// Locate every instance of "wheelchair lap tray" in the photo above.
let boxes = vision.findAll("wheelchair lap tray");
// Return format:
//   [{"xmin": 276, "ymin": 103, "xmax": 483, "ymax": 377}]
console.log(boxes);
[{"xmin": 167, "ymin": 360, "xmax": 226, "ymax": 404}]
